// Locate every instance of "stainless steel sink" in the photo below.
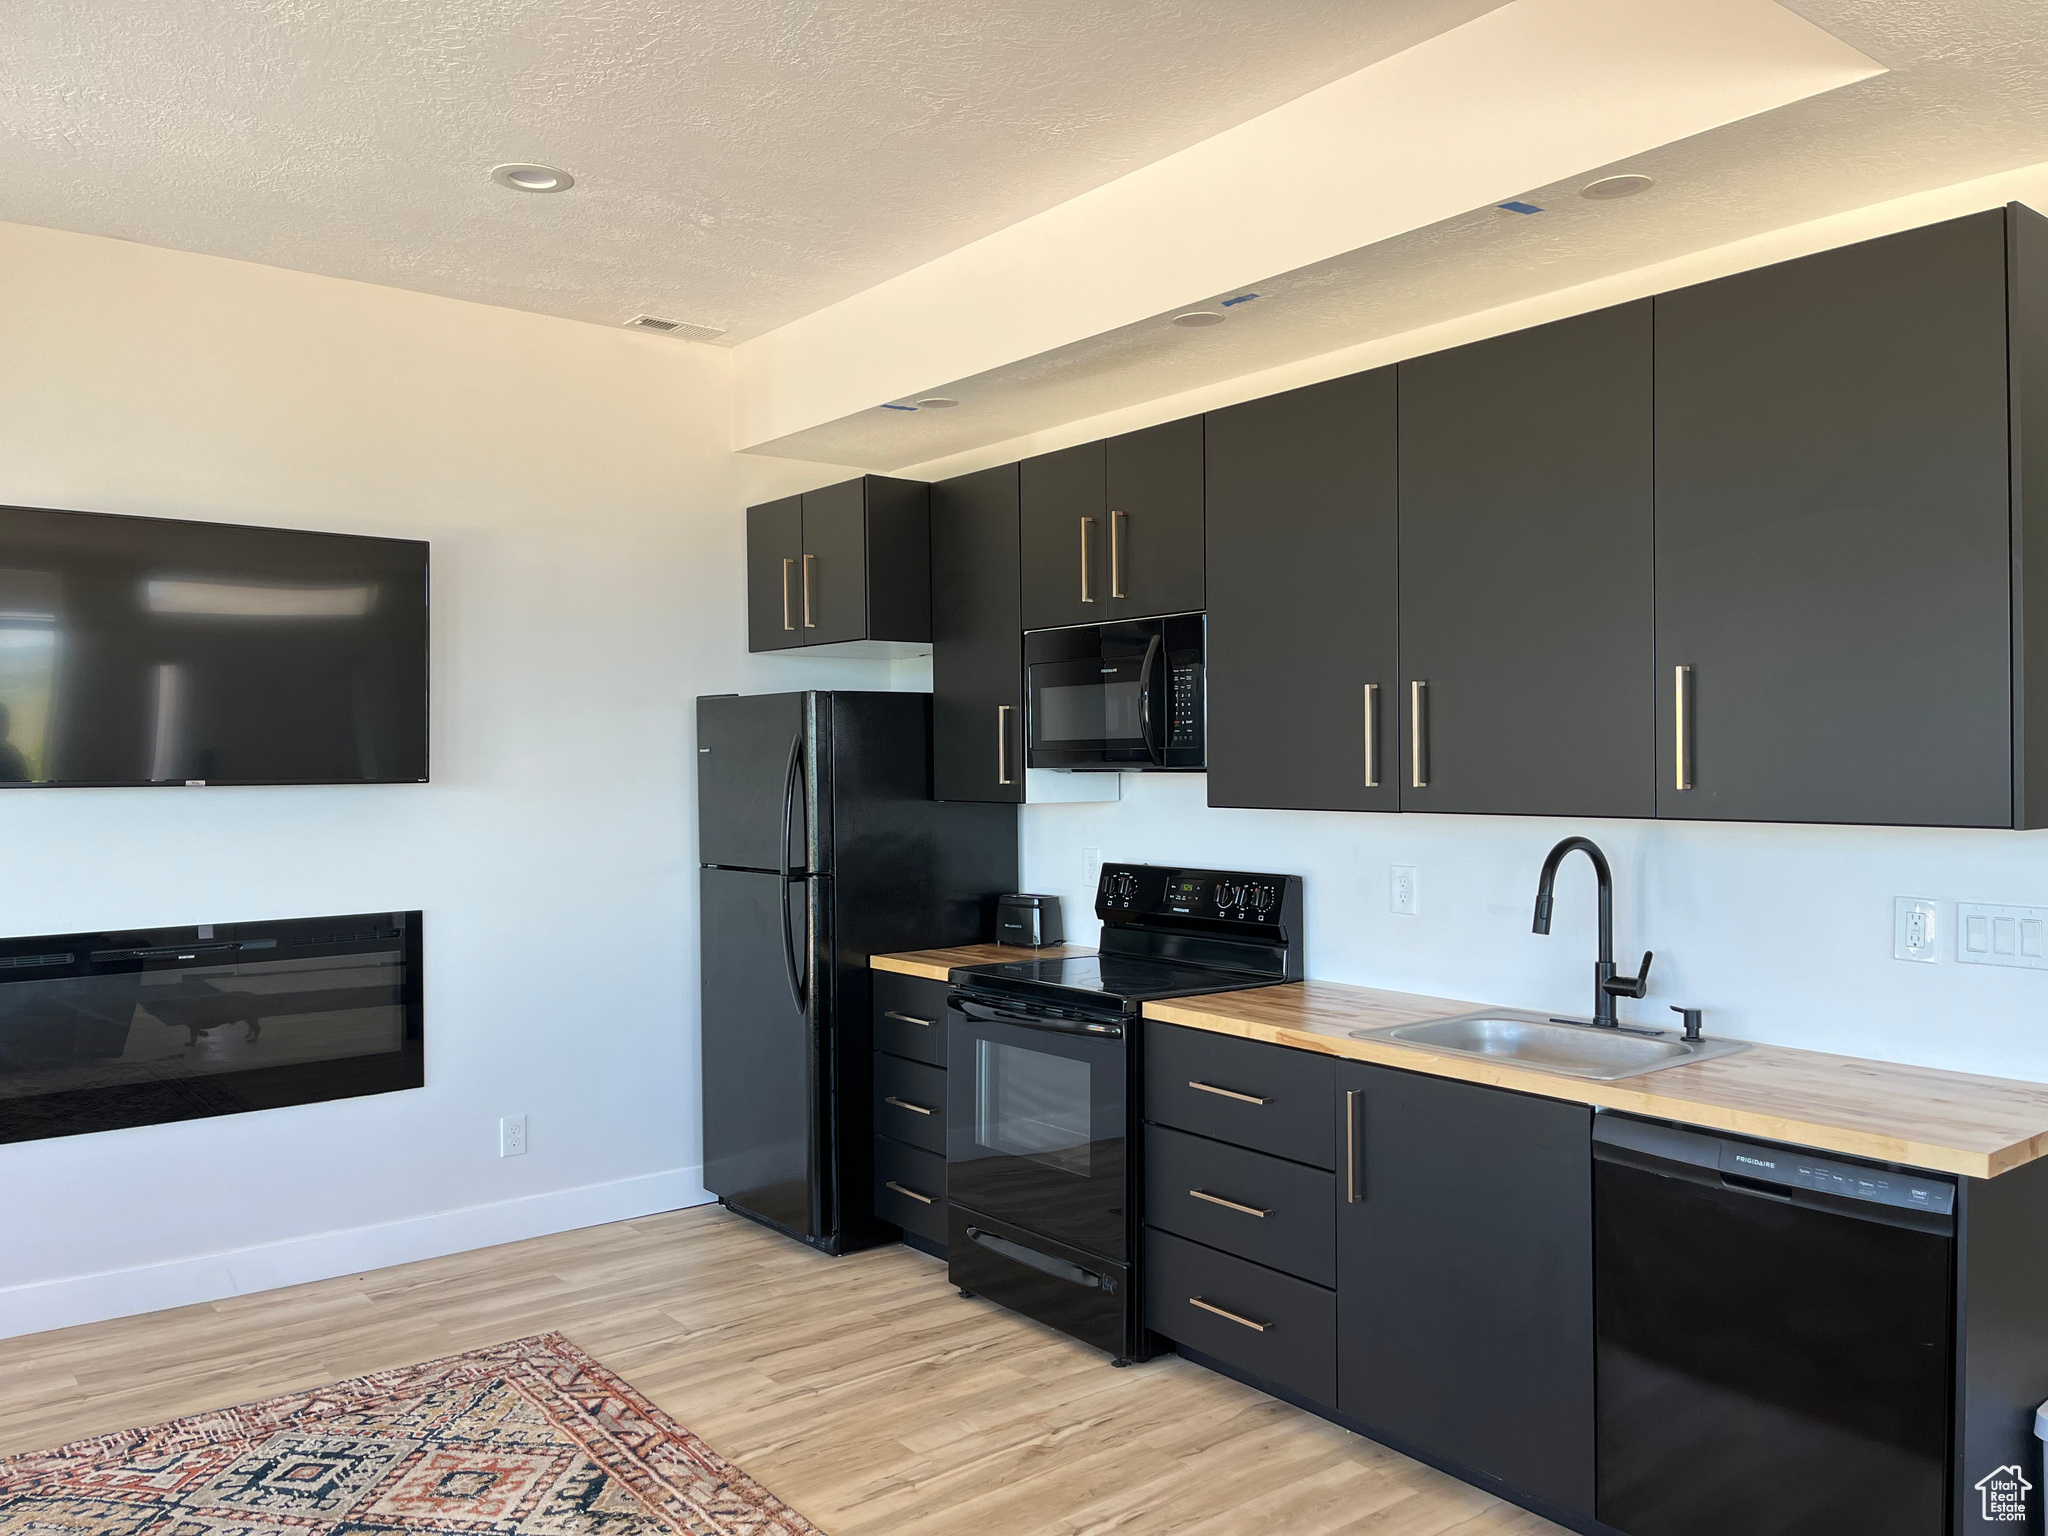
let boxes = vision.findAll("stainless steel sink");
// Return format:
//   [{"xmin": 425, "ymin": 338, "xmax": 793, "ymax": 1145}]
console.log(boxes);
[{"xmin": 1351, "ymin": 1009, "xmax": 1749, "ymax": 1081}]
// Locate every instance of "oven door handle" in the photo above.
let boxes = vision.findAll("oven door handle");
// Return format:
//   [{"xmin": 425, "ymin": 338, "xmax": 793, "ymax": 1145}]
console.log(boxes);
[
  {"xmin": 951, "ymin": 997, "xmax": 1123, "ymax": 1037},
  {"xmin": 965, "ymin": 1226, "xmax": 1110, "ymax": 1290},
  {"xmin": 1137, "ymin": 631, "xmax": 1165, "ymax": 765}
]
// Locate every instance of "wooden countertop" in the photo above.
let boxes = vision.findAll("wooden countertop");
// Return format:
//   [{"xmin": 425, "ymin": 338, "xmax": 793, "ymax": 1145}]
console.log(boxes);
[
  {"xmin": 865, "ymin": 949, "xmax": 2048, "ymax": 1178},
  {"xmin": 1144, "ymin": 981, "xmax": 2048, "ymax": 1181},
  {"xmin": 870, "ymin": 943, "xmax": 1094, "ymax": 981}
]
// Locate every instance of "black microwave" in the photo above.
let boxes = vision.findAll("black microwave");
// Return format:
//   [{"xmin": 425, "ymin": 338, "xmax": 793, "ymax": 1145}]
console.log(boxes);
[{"xmin": 1024, "ymin": 614, "xmax": 1204, "ymax": 770}]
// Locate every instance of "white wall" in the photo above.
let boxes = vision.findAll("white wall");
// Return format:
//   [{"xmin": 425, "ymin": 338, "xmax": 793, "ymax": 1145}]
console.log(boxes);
[
  {"xmin": 0, "ymin": 220, "xmax": 883, "ymax": 1337},
  {"xmin": 1024, "ymin": 778, "xmax": 2048, "ymax": 1081}
]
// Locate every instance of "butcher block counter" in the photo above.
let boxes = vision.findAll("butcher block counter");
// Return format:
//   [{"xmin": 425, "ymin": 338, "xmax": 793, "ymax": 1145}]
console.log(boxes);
[
  {"xmin": 868, "ymin": 948, "xmax": 2048, "ymax": 1180},
  {"xmin": 870, "ymin": 942, "xmax": 1093, "ymax": 981},
  {"xmin": 1145, "ymin": 979, "xmax": 2048, "ymax": 1180}
]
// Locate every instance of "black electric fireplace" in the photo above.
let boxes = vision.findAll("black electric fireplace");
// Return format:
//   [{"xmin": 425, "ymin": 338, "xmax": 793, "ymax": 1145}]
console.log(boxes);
[{"xmin": 0, "ymin": 912, "xmax": 422, "ymax": 1143}]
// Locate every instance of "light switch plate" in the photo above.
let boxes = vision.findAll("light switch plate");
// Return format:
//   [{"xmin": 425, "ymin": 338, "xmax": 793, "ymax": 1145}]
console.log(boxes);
[
  {"xmin": 1893, "ymin": 897, "xmax": 1938, "ymax": 963},
  {"xmin": 1956, "ymin": 904, "xmax": 2048, "ymax": 971}
]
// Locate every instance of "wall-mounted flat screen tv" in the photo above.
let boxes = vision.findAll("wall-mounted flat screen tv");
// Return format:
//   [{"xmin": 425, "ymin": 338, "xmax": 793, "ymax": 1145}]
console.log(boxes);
[{"xmin": 0, "ymin": 505, "xmax": 427, "ymax": 786}]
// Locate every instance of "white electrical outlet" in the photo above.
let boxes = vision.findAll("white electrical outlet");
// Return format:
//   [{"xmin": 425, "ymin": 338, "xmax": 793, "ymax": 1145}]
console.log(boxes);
[
  {"xmin": 1893, "ymin": 897, "xmax": 1938, "ymax": 963},
  {"xmin": 1956, "ymin": 904, "xmax": 2048, "ymax": 971},
  {"xmin": 499, "ymin": 1115, "xmax": 528, "ymax": 1157},
  {"xmin": 1391, "ymin": 865, "xmax": 1418, "ymax": 916}
]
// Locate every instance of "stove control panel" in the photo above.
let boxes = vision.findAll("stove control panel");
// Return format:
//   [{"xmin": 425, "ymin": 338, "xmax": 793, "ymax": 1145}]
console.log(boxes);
[{"xmin": 1097, "ymin": 862, "xmax": 1298, "ymax": 925}]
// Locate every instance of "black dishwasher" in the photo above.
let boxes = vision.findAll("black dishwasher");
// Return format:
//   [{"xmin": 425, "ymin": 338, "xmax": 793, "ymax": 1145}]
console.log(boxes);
[{"xmin": 1594, "ymin": 1114, "xmax": 1955, "ymax": 1536}]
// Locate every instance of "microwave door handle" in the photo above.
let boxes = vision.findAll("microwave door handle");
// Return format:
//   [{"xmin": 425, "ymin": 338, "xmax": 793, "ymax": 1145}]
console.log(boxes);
[{"xmin": 1138, "ymin": 632, "xmax": 1164, "ymax": 764}]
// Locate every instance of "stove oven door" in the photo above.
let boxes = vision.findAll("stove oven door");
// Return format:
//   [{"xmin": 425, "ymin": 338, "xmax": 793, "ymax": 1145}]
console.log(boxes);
[{"xmin": 946, "ymin": 998, "xmax": 1128, "ymax": 1263}]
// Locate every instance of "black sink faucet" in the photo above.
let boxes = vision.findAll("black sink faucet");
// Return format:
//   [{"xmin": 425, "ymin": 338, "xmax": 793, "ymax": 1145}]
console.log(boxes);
[{"xmin": 1532, "ymin": 836, "xmax": 1652, "ymax": 1028}]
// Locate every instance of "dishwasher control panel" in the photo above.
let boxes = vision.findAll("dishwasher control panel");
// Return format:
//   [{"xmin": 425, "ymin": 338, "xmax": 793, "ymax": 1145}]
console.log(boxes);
[{"xmin": 1718, "ymin": 1143, "xmax": 1955, "ymax": 1215}]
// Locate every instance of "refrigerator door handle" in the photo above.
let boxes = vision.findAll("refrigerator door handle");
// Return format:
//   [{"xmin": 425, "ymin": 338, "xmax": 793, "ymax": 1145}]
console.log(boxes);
[{"xmin": 779, "ymin": 736, "xmax": 807, "ymax": 1010}]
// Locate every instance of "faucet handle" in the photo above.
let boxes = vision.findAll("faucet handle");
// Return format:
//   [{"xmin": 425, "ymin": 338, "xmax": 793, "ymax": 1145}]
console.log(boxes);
[{"xmin": 1603, "ymin": 950, "xmax": 1653, "ymax": 1000}]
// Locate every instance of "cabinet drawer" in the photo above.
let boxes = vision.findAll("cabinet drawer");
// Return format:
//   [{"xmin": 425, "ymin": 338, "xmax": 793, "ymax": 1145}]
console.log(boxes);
[
  {"xmin": 873, "ymin": 971, "xmax": 949, "ymax": 1067},
  {"xmin": 874, "ymin": 1135, "xmax": 947, "ymax": 1248},
  {"xmin": 1145, "ymin": 1022, "xmax": 1335, "ymax": 1169},
  {"xmin": 1145, "ymin": 1228, "xmax": 1335, "ymax": 1409},
  {"xmin": 874, "ymin": 1052, "xmax": 946, "ymax": 1154},
  {"xmin": 1145, "ymin": 1125, "xmax": 1335, "ymax": 1286}
]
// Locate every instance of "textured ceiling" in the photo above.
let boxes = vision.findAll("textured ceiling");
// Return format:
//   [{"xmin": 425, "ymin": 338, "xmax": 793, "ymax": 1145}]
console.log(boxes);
[
  {"xmin": 759, "ymin": 0, "xmax": 2048, "ymax": 469},
  {"xmin": 0, "ymin": 0, "xmax": 1508, "ymax": 342}
]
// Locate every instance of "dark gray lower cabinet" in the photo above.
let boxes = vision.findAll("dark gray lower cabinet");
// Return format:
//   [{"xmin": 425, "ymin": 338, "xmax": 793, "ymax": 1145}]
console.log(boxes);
[
  {"xmin": 872, "ymin": 972, "xmax": 952, "ymax": 1257},
  {"xmin": 1335, "ymin": 1062, "xmax": 1595, "ymax": 1517},
  {"xmin": 1146, "ymin": 1228, "xmax": 1337, "ymax": 1409}
]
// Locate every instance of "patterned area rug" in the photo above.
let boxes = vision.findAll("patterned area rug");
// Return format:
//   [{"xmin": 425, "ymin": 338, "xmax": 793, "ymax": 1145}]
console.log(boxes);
[{"xmin": 0, "ymin": 1331, "xmax": 825, "ymax": 1534}]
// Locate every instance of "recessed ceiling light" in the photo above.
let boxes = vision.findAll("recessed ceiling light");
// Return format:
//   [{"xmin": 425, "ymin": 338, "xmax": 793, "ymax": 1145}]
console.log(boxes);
[
  {"xmin": 1173, "ymin": 311, "xmax": 1225, "ymax": 328},
  {"xmin": 1582, "ymin": 174, "xmax": 1653, "ymax": 201},
  {"xmin": 491, "ymin": 163, "xmax": 575, "ymax": 194},
  {"xmin": 915, "ymin": 397, "xmax": 960, "ymax": 410}
]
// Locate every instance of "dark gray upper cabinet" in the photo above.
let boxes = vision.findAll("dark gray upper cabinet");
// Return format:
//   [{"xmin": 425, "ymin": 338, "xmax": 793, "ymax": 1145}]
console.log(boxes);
[
  {"xmin": 1655, "ymin": 209, "xmax": 2025, "ymax": 826},
  {"xmin": 931, "ymin": 464, "xmax": 1023, "ymax": 803},
  {"xmin": 744, "ymin": 476, "xmax": 931, "ymax": 655},
  {"xmin": 745, "ymin": 494, "xmax": 804, "ymax": 653},
  {"xmin": 1398, "ymin": 303, "xmax": 1656, "ymax": 818},
  {"xmin": 1020, "ymin": 419, "xmax": 1204, "ymax": 630},
  {"xmin": 1206, "ymin": 370, "xmax": 1399, "ymax": 811},
  {"xmin": 1019, "ymin": 441, "xmax": 1105, "ymax": 631},
  {"xmin": 1104, "ymin": 416, "xmax": 1205, "ymax": 620},
  {"xmin": 1336, "ymin": 1062, "xmax": 1595, "ymax": 1519}
]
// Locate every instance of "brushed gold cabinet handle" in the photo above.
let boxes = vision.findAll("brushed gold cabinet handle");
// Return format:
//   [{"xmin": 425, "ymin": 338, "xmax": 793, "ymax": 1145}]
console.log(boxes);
[
  {"xmin": 1363, "ymin": 682, "xmax": 1380, "ymax": 789},
  {"xmin": 1189, "ymin": 1296, "xmax": 1270, "ymax": 1333},
  {"xmin": 1190, "ymin": 1188, "xmax": 1270, "ymax": 1218},
  {"xmin": 801, "ymin": 553, "xmax": 815, "ymax": 628},
  {"xmin": 1674, "ymin": 664, "xmax": 1694, "ymax": 791},
  {"xmin": 1110, "ymin": 509, "xmax": 1127, "ymax": 599},
  {"xmin": 1410, "ymin": 680, "xmax": 1429, "ymax": 788},
  {"xmin": 997, "ymin": 704, "xmax": 1013, "ymax": 786},
  {"xmin": 884, "ymin": 1096, "xmax": 935, "ymax": 1116},
  {"xmin": 883, "ymin": 1011, "xmax": 933, "ymax": 1028},
  {"xmin": 1346, "ymin": 1088, "xmax": 1363, "ymax": 1204},
  {"xmin": 781, "ymin": 558, "xmax": 795, "ymax": 631},
  {"xmin": 1080, "ymin": 516, "xmax": 1096, "ymax": 602},
  {"xmin": 1188, "ymin": 1079, "xmax": 1271, "ymax": 1106},
  {"xmin": 885, "ymin": 1180, "xmax": 936, "ymax": 1206}
]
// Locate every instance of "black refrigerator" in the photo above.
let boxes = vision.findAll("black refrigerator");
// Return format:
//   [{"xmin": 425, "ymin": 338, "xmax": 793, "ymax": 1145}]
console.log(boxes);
[{"xmin": 698, "ymin": 691, "xmax": 1017, "ymax": 1254}]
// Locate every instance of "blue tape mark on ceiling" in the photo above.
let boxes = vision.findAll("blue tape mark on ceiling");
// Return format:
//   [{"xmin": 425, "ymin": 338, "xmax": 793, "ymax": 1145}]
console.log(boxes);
[
  {"xmin": 1498, "ymin": 200, "xmax": 1544, "ymax": 215},
  {"xmin": 880, "ymin": 403, "xmax": 918, "ymax": 411},
  {"xmin": 1220, "ymin": 292, "xmax": 1261, "ymax": 307}
]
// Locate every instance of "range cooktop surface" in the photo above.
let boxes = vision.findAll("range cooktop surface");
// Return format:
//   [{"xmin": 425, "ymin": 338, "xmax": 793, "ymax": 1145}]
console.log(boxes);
[{"xmin": 950, "ymin": 952, "xmax": 1278, "ymax": 1009}]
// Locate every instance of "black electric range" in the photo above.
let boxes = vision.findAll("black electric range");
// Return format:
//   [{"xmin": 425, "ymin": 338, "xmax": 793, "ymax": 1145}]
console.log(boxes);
[{"xmin": 941, "ymin": 862, "xmax": 1305, "ymax": 1364}]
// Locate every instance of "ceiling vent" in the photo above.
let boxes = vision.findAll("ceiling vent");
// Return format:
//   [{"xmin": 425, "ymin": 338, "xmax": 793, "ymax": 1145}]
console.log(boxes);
[{"xmin": 624, "ymin": 315, "xmax": 728, "ymax": 342}]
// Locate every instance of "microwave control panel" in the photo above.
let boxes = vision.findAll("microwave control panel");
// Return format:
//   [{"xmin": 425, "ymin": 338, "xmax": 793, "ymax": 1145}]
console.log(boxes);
[{"xmin": 1167, "ymin": 660, "xmax": 1204, "ymax": 749}]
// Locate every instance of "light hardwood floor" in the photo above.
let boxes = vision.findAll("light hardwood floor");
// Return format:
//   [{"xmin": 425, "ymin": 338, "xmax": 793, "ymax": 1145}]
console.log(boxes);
[{"xmin": 0, "ymin": 1205, "xmax": 1564, "ymax": 1535}]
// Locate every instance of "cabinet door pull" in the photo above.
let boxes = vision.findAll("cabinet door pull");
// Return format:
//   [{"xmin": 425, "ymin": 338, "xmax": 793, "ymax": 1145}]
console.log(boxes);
[
  {"xmin": 884, "ymin": 1095, "xmax": 935, "ymax": 1116},
  {"xmin": 997, "ymin": 704, "xmax": 1013, "ymax": 786},
  {"xmin": 1080, "ymin": 516, "xmax": 1096, "ymax": 603},
  {"xmin": 1189, "ymin": 1188, "xmax": 1270, "ymax": 1218},
  {"xmin": 1188, "ymin": 1079, "xmax": 1271, "ymax": 1106},
  {"xmin": 1674, "ymin": 664, "xmax": 1694, "ymax": 791},
  {"xmin": 1363, "ymin": 682, "xmax": 1380, "ymax": 789},
  {"xmin": 1346, "ymin": 1088, "xmax": 1363, "ymax": 1203},
  {"xmin": 885, "ymin": 1180, "xmax": 936, "ymax": 1206},
  {"xmin": 1410, "ymin": 680, "xmax": 1429, "ymax": 788},
  {"xmin": 1110, "ymin": 509, "xmax": 1127, "ymax": 599},
  {"xmin": 1189, "ymin": 1296, "xmax": 1271, "ymax": 1332},
  {"xmin": 781, "ymin": 558, "xmax": 795, "ymax": 632},
  {"xmin": 883, "ymin": 1010, "xmax": 933, "ymax": 1028},
  {"xmin": 801, "ymin": 553, "xmax": 816, "ymax": 628}
]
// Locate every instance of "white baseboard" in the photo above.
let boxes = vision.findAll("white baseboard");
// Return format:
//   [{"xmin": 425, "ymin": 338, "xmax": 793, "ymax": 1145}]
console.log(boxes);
[{"xmin": 0, "ymin": 1165, "xmax": 712, "ymax": 1342}]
